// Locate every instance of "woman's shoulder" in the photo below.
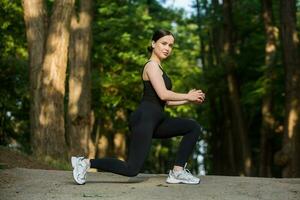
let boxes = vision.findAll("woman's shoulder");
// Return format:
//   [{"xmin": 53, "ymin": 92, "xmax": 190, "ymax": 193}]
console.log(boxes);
[{"xmin": 144, "ymin": 60, "xmax": 162, "ymax": 72}]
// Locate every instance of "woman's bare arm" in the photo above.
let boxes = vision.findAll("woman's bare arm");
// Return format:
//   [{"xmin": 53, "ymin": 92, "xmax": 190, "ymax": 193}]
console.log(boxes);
[
  {"xmin": 145, "ymin": 62, "xmax": 203, "ymax": 102},
  {"xmin": 166, "ymin": 100, "xmax": 189, "ymax": 106}
]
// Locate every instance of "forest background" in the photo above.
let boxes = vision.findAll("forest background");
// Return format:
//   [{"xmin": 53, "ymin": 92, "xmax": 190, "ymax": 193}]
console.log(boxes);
[{"xmin": 1, "ymin": 0, "xmax": 300, "ymax": 178}]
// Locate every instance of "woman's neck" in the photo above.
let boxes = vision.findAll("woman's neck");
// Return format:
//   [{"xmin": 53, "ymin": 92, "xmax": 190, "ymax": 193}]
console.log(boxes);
[
  {"xmin": 149, "ymin": 54, "xmax": 162, "ymax": 66},
  {"xmin": 150, "ymin": 53, "xmax": 161, "ymax": 64}
]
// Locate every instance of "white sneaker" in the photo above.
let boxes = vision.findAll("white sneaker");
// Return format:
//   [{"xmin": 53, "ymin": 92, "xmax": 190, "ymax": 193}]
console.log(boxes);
[
  {"xmin": 166, "ymin": 163, "xmax": 200, "ymax": 184},
  {"xmin": 71, "ymin": 156, "xmax": 89, "ymax": 185}
]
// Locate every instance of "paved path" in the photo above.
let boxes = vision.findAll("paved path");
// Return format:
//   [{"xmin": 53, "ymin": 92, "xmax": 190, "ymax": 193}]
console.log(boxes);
[{"xmin": 0, "ymin": 168, "xmax": 300, "ymax": 200}]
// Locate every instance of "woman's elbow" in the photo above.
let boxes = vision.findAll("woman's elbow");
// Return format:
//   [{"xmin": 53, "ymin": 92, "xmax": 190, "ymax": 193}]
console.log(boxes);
[
  {"xmin": 159, "ymin": 93, "xmax": 168, "ymax": 101},
  {"xmin": 156, "ymin": 89, "xmax": 170, "ymax": 101}
]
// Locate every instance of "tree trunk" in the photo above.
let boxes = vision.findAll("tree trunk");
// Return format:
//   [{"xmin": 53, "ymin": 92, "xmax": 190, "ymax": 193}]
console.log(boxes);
[
  {"xmin": 259, "ymin": 0, "xmax": 277, "ymax": 177},
  {"xmin": 22, "ymin": 0, "xmax": 47, "ymax": 156},
  {"xmin": 195, "ymin": 0, "xmax": 207, "ymax": 69},
  {"xmin": 67, "ymin": 0, "xmax": 93, "ymax": 157},
  {"xmin": 38, "ymin": 0, "xmax": 75, "ymax": 160},
  {"xmin": 112, "ymin": 108, "xmax": 127, "ymax": 160},
  {"xmin": 23, "ymin": 0, "xmax": 75, "ymax": 160},
  {"xmin": 276, "ymin": 0, "xmax": 300, "ymax": 177},
  {"xmin": 222, "ymin": 0, "xmax": 252, "ymax": 176},
  {"xmin": 196, "ymin": 0, "xmax": 217, "ymax": 174},
  {"xmin": 221, "ymin": 94, "xmax": 237, "ymax": 175},
  {"xmin": 212, "ymin": 0, "xmax": 238, "ymax": 176},
  {"xmin": 197, "ymin": 0, "xmax": 238, "ymax": 175}
]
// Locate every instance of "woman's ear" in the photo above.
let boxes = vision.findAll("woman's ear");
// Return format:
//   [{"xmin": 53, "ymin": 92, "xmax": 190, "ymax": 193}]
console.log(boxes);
[{"xmin": 151, "ymin": 41, "xmax": 155, "ymax": 49}]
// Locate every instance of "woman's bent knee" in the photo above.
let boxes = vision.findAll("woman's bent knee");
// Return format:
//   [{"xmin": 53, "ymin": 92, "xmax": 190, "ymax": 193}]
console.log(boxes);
[
  {"xmin": 190, "ymin": 120, "xmax": 202, "ymax": 137},
  {"xmin": 126, "ymin": 169, "xmax": 139, "ymax": 177},
  {"xmin": 189, "ymin": 120, "xmax": 201, "ymax": 131},
  {"xmin": 126, "ymin": 166, "xmax": 140, "ymax": 177}
]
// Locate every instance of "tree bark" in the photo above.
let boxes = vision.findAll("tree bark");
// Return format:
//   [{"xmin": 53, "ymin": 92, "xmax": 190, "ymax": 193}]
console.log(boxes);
[
  {"xmin": 38, "ymin": 0, "xmax": 75, "ymax": 160},
  {"xmin": 212, "ymin": 0, "xmax": 238, "ymax": 176},
  {"xmin": 222, "ymin": 94, "xmax": 237, "ymax": 175},
  {"xmin": 276, "ymin": 0, "xmax": 300, "ymax": 177},
  {"xmin": 112, "ymin": 108, "xmax": 127, "ymax": 160},
  {"xmin": 196, "ymin": 0, "xmax": 238, "ymax": 175},
  {"xmin": 222, "ymin": 0, "xmax": 252, "ymax": 176},
  {"xmin": 259, "ymin": 0, "xmax": 277, "ymax": 177},
  {"xmin": 22, "ymin": 0, "xmax": 47, "ymax": 155},
  {"xmin": 23, "ymin": 0, "xmax": 75, "ymax": 160},
  {"xmin": 67, "ymin": 0, "xmax": 93, "ymax": 157}
]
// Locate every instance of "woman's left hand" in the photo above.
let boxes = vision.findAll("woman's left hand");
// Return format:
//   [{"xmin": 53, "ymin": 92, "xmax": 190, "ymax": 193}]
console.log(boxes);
[{"xmin": 190, "ymin": 89, "xmax": 205, "ymax": 104}]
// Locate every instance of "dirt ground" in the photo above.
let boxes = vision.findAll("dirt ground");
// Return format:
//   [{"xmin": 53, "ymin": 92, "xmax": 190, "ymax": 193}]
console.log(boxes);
[
  {"xmin": 1, "ymin": 168, "xmax": 300, "ymax": 200},
  {"xmin": 0, "ymin": 147, "xmax": 300, "ymax": 200},
  {"xmin": 0, "ymin": 146, "xmax": 57, "ymax": 170}
]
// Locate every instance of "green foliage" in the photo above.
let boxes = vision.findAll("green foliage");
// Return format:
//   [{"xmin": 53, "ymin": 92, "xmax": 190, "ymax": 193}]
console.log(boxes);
[
  {"xmin": 2, "ymin": 0, "xmax": 296, "ymax": 176},
  {"xmin": 0, "ymin": 0, "xmax": 30, "ymax": 152},
  {"xmin": 190, "ymin": 0, "xmax": 288, "ymax": 176}
]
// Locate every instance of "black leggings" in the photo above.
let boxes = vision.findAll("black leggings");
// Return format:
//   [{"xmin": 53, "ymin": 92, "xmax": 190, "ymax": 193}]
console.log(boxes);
[{"xmin": 90, "ymin": 101, "xmax": 201, "ymax": 177}]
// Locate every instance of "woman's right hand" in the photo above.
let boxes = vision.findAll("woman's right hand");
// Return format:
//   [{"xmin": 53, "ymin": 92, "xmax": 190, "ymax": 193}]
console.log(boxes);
[{"xmin": 187, "ymin": 89, "xmax": 205, "ymax": 103}]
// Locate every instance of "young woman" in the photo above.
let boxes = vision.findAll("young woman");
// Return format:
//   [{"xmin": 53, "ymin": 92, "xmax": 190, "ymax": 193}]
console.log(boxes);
[{"xmin": 71, "ymin": 29, "xmax": 205, "ymax": 185}]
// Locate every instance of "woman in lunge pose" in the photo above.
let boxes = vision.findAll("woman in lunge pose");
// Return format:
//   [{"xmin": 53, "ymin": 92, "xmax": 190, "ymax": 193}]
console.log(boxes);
[{"xmin": 71, "ymin": 29, "xmax": 205, "ymax": 185}]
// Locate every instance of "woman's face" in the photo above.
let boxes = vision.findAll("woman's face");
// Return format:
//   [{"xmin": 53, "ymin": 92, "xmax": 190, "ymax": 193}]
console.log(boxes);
[{"xmin": 152, "ymin": 35, "xmax": 174, "ymax": 60}]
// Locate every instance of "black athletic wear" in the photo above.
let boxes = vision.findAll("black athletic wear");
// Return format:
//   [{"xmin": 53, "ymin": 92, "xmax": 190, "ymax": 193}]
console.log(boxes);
[
  {"xmin": 142, "ymin": 64, "xmax": 172, "ymax": 108},
  {"xmin": 90, "ymin": 62, "xmax": 201, "ymax": 177}
]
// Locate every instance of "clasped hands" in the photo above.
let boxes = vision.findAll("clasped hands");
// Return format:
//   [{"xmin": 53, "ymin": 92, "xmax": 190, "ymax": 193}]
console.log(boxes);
[{"xmin": 187, "ymin": 89, "xmax": 205, "ymax": 104}]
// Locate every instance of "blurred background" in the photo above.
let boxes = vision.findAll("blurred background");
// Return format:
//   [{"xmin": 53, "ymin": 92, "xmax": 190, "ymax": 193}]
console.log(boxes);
[{"xmin": 1, "ymin": 0, "xmax": 300, "ymax": 178}]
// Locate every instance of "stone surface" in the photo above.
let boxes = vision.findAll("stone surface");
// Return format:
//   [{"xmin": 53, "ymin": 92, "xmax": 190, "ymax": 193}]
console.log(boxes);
[{"xmin": 0, "ymin": 168, "xmax": 300, "ymax": 200}]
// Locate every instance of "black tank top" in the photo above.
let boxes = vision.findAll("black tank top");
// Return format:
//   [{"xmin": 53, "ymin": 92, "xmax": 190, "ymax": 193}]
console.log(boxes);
[{"xmin": 141, "ymin": 62, "xmax": 172, "ymax": 108}]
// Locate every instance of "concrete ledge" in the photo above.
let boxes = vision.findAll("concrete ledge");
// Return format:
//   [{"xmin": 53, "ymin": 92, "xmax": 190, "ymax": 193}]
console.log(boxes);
[{"xmin": 1, "ymin": 168, "xmax": 300, "ymax": 200}]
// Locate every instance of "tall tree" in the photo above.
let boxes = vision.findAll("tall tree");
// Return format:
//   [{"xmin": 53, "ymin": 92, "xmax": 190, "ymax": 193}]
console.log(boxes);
[
  {"xmin": 260, "ymin": 0, "xmax": 277, "ymax": 177},
  {"xmin": 212, "ymin": 0, "xmax": 237, "ymax": 175},
  {"xmin": 22, "ymin": 0, "xmax": 46, "ymax": 155},
  {"xmin": 221, "ymin": 0, "xmax": 252, "ymax": 176},
  {"xmin": 23, "ymin": 0, "xmax": 75, "ymax": 160},
  {"xmin": 67, "ymin": 0, "xmax": 93, "ymax": 157},
  {"xmin": 276, "ymin": 0, "xmax": 300, "ymax": 177},
  {"xmin": 195, "ymin": 0, "xmax": 237, "ymax": 175}
]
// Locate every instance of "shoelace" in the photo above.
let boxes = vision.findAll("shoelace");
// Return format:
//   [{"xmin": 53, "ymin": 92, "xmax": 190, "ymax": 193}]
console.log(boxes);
[
  {"xmin": 180, "ymin": 163, "xmax": 198, "ymax": 181},
  {"xmin": 172, "ymin": 163, "xmax": 198, "ymax": 181},
  {"xmin": 182, "ymin": 168, "xmax": 196, "ymax": 180}
]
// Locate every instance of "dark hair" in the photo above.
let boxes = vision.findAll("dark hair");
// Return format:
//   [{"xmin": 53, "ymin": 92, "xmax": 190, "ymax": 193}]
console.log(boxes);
[{"xmin": 147, "ymin": 29, "xmax": 175, "ymax": 53}]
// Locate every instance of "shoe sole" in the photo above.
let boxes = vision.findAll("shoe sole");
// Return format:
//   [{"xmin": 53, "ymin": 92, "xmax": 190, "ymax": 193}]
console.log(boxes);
[
  {"xmin": 166, "ymin": 177, "xmax": 200, "ymax": 185},
  {"xmin": 71, "ymin": 157, "xmax": 85, "ymax": 185}
]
